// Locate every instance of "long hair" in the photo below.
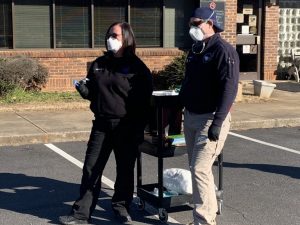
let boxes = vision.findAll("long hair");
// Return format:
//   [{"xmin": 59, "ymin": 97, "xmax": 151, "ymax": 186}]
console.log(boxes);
[{"xmin": 105, "ymin": 22, "xmax": 136, "ymax": 57}]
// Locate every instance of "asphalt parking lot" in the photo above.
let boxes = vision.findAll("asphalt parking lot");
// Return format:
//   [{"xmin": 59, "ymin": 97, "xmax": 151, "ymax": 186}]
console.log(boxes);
[{"xmin": 0, "ymin": 127, "xmax": 299, "ymax": 225}]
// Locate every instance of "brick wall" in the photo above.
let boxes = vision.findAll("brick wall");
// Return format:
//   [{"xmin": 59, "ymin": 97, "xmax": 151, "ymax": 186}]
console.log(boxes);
[
  {"xmin": 0, "ymin": 49, "xmax": 182, "ymax": 91},
  {"xmin": 263, "ymin": 4, "xmax": 279, "ymax": 80},
  {"xmin": 223, "ymin": 0, "xmax": 238, "ymax": 46},
  {"xmin": 0, "ymin": 0, "xmax": 280, "ymax": 90}
]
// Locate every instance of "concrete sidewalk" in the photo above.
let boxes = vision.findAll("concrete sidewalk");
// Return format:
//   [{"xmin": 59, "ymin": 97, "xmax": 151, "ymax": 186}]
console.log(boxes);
[{"xmin": 0, "ymin": 81, "xmax": 299, "ymax": 147}]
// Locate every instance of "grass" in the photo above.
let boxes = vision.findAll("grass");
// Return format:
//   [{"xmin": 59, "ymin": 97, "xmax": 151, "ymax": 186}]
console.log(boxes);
[{"xmin": 0, "ymin": 88, "xmax": 84, "ymax": 104}]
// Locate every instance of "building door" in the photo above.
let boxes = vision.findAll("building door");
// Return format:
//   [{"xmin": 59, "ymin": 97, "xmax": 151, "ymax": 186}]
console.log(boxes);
[{"xmin": 236, "ymin": 0, "xmax": 263, "ymax": 80}]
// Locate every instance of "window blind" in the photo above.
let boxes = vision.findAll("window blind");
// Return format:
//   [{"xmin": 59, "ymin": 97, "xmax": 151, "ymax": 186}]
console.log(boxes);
[
  {"xmin": 94, "ymin": 0, "xmax": 127, "ymax": 47},
  {"xmin": 130, "ymin": 0, "xmax": 162, "ymax": 47},
  {"xmin": 14, "ymin": 0, "xmax": 51, "ymax": 48},
  {"xmin": 55, "ymin": 0, "xmax": 90, "ymax": 48},
  {"xmin": 0, "ymin": 0, "xmax": 12, "ymax": 49}
]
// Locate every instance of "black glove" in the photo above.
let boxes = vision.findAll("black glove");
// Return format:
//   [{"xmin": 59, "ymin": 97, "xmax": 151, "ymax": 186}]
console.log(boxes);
[
  {"xmin": 208, "ymin": 124, "xmax": 221, "ymax": 141},
  {"xmin": 75, "ymin": 80, "xmax": 89, "ymax": 99}
]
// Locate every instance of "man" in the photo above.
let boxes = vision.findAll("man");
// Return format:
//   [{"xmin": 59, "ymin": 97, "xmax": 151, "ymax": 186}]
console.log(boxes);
[{"xmin": 179, "ymin": 7, "xmax": 239, "ymax": 225}]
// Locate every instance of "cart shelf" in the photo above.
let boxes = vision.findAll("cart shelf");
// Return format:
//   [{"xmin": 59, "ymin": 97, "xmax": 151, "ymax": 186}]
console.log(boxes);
[
  {"xmin": 136, "ymin": 92, "xmax": 224, "ymax": 222},
  {"xmin": 137, "ymin": 183, "xmax": 192, "ymax": 209},
  {"xmin": 139, "ymin": 133, "xmax": 187, "ymax": 158}
]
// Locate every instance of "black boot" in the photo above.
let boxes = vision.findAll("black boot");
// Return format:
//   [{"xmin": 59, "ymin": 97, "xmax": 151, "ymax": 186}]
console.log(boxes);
[
  {"xmin": 59, "ymin": 215, "xmax": 90, "ymax": 225},
  {"xmin": 112, "ymin": 202, "xmax": 132, "ymax": 224}
]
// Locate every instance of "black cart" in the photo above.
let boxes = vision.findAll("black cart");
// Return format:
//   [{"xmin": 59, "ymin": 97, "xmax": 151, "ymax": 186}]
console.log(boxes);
[{"xmin": 136, "ymin": 91, "xmax": 224, "ymax": 222}]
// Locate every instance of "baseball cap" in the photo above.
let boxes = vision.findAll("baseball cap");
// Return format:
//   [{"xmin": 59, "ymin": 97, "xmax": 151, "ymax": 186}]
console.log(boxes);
[{"xmin": 191, "ymin": 7, "xmax": 224, "ymax": 33}]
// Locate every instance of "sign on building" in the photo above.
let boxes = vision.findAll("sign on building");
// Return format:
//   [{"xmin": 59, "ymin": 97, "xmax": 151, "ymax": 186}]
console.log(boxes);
[{"xmin": 200, "ymin": 0, "xmax": 225, "ymax": 31}]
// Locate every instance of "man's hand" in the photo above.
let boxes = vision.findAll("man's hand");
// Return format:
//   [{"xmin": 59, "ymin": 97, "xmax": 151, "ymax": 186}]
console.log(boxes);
[{"xmin": 208, "ymin": 124, "xmax": 221, "ymax": 141}]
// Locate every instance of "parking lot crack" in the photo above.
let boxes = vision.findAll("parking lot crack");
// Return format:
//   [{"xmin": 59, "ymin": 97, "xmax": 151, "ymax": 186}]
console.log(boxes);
[{"xmin": 15, "ymin": 112, "xmax": 48, "ymax": 133}]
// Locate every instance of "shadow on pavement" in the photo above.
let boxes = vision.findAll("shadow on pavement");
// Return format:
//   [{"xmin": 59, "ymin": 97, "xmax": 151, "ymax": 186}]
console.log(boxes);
[
  {"xmin": 224, "ymin": 162, "xmax": 300, "ymax": 179},
  {"xmin": 274, "ymin": 82, "xmax": 300, "ymax": 92},
  {"xmin": 0, "ymin": 173, "xmax": 80, "ymax": 224},
  {"xmin": 0, "ymin": 173, "xmax": 163, "ymax": 225}
]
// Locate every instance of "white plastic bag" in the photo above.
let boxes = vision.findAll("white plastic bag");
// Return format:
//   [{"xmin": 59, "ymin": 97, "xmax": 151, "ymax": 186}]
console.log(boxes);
[{"xmin": 163, "ymin": 168, "xmax": 192, "ymax": 194}]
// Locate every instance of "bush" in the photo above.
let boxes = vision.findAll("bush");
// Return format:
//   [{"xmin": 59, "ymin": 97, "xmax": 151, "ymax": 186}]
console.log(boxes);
[
  {"xmin": 153, "ymin": 52, "xmax": 187, "ymax": 90},
  {"xmin": 0, "ymin": 55, "xmax": 49, "ymax": 96}
]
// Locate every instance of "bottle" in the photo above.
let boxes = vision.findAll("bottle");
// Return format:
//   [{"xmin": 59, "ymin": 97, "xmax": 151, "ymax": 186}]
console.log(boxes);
[
  {"xmin": 73, "ymin": 78, "xmax": 89, "ymax": 87},
  {"xmin": 152, "ymin": 188, "xmax": 179, "ymax": 197}
]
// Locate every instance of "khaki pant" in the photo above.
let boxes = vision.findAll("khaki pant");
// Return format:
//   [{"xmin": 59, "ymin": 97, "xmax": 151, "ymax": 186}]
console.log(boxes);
[{"xmin": 184, "ymin": 110, "xmax": 231, "ymax": 225}]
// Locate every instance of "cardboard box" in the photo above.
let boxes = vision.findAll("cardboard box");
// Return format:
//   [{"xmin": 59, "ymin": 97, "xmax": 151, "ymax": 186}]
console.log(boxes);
[
  {"xmin": 249, "ymin": 15, "xmax": 257, "ymax": 26},
  {"xmin": 242, "ymin": 25, "xmax": 250, "ymax": 34},
  {"xmin": 243, "ymin": 4, "xmax": 253, "ymax": 14},
  {"xmin": 243, "ymin": 45, "xmax": 250, "ymax": 54},
  {"xmin": 237, "ymin": 13, "xmax": 244, "ymax": 23}
]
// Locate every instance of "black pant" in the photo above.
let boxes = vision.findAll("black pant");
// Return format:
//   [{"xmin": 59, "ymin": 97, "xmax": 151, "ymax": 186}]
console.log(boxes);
[{"xmin": 71, "ymin": 118, "xmax": 138, "ymax": 220}]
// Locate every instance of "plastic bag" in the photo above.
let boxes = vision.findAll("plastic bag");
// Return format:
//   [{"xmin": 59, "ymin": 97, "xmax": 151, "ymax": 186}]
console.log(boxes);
[{"xmin": 163, "ymin": 168, "xmax": 192, "ymax": 194}]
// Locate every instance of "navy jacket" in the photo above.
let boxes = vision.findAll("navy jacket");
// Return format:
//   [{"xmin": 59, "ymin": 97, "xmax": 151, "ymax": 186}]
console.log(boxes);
[{"xmin": 179, "ymin": 33, "xmax": 240, "ymax": 127}]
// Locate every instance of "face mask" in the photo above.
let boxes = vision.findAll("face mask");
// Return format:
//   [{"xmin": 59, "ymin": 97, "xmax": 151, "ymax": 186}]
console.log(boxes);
[
  {"xmin": 189, "ymin": 26, "xmax": 205, "ymax": 42},
  {"xmin": 107, "ymin": 37, "xmax": 122, "ymax": 53}
]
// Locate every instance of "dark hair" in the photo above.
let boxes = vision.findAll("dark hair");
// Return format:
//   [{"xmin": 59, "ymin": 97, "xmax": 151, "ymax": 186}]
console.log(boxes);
[{"xmin": 105, "ymin": 22, "xmax": 136, "ymax": 57}]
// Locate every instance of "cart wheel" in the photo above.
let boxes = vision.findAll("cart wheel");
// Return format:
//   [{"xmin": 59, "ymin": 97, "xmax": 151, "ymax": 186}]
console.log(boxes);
[
  {"xmin": 158, "ymin": 208, "xmax": 168, "ymax": 222},
  {"xmin": 217, "ymin": 199, "xmax": 223, "ymax": 215},
  {"xmin": 137, "ymin": 198, "xmax": 145, "ymax": 211}
]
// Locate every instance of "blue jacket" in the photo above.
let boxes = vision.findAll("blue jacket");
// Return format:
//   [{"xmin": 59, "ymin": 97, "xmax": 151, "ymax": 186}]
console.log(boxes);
[{"xmin": 179, "ymin": 33, "xmax": 240, "ymax": 127}]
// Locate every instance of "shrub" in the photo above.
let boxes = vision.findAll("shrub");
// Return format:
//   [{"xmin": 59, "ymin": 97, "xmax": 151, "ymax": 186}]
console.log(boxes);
[
  {"xmin": 0, "ymin": 55, "xmax": 49, "ymax": 96},
  {"xmin": 152, "ymin": 52, "xmax": 187, "ymax": 90}
]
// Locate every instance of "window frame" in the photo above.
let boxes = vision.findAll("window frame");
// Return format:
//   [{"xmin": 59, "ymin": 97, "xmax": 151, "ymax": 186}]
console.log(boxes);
[
  {"xmin": 1, "ymin": 0, "xmax": 198, "ymax": 49},
  {"xmin": 0, "ymin": 0, "xmax": 13, "ymax": 49}
]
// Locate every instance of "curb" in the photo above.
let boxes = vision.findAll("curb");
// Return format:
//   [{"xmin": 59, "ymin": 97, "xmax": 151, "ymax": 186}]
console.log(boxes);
[
  {"xmin": 231, "ymin": 118, "xmax": 300, "ymax": 130},
  {"xmin": 0, "ymin": 131, "xmax": 90, "ymax": 147},
  {"xmin": 1, "ymin": 118, "xmax": 300, "ymax": 147}
]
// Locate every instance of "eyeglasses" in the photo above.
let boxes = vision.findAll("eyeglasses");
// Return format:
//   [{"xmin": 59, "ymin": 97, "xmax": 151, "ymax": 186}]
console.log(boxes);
[{"xmin": 189, "ymin": 20, "xmax": 206, "ymax": 27}]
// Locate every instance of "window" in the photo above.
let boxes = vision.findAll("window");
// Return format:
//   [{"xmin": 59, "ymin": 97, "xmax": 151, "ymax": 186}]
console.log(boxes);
[
  {"xmin": 236, "ymin": 0, "xmax": 260, "ymax": 74},
  {"xmin": 55, "ymin": 0, "xmax": 90, "ymax": 48},
  {"xmin": 0, "ymin": 0, "xmax": 197, "ymax": 49},
  {"xmin": 130, "ymin": 0, "xmax": 162, "ymax": 47},
  {"xmin": 278, "ymin": 1, "xmax": 300, "ymax": 56},
  {"xmin": 94, "ymin": 0, "xmax": 127, "ymax": 47},
  {"xmin": 0, "ymin": 0, "xmax": 12, "ymax": 49},
  {"xmin": 164, "ymin": 0, "xmax": 195, "ymax": 48},
  {"xmin": 14, "ymin": 0, "xmax": 52, "ymax": 48}
]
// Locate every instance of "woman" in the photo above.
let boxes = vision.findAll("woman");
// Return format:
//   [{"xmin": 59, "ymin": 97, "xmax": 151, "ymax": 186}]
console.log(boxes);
[{"xmin": 59, "ymin": 22, "xmax": 153, "ymax": 225}]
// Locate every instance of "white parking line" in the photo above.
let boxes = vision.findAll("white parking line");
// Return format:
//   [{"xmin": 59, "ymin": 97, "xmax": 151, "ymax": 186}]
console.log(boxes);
[
  {"xmin": 229, "ymin": 132, "xmax": 300, "ymax": 155},
  {"xmin": 44, "ymin": 143, "xmax": 181, "ymax": 224},
  {"xmin": 44, "ymin": 143, "xmax": 115, "ymax": 190}
]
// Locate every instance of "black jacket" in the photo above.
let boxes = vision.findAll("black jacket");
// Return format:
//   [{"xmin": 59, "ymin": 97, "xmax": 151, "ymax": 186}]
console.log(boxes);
[
  {"xmin": 78, "ymin": 53, "xmax": 153, "ymax": 131},
  {"xmin": 179, "ymin": 33, "xmax": 240, "ymax": 127}
]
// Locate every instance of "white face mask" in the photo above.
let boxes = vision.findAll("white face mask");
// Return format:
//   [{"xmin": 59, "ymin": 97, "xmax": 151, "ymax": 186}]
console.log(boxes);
[
  {"xmin": 189, "ymin": 26, "xmax": 205, "ymax": 42},
  {"xmin": 107, "ymin": 37, "xmax": 122, "ymax": 53}
]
